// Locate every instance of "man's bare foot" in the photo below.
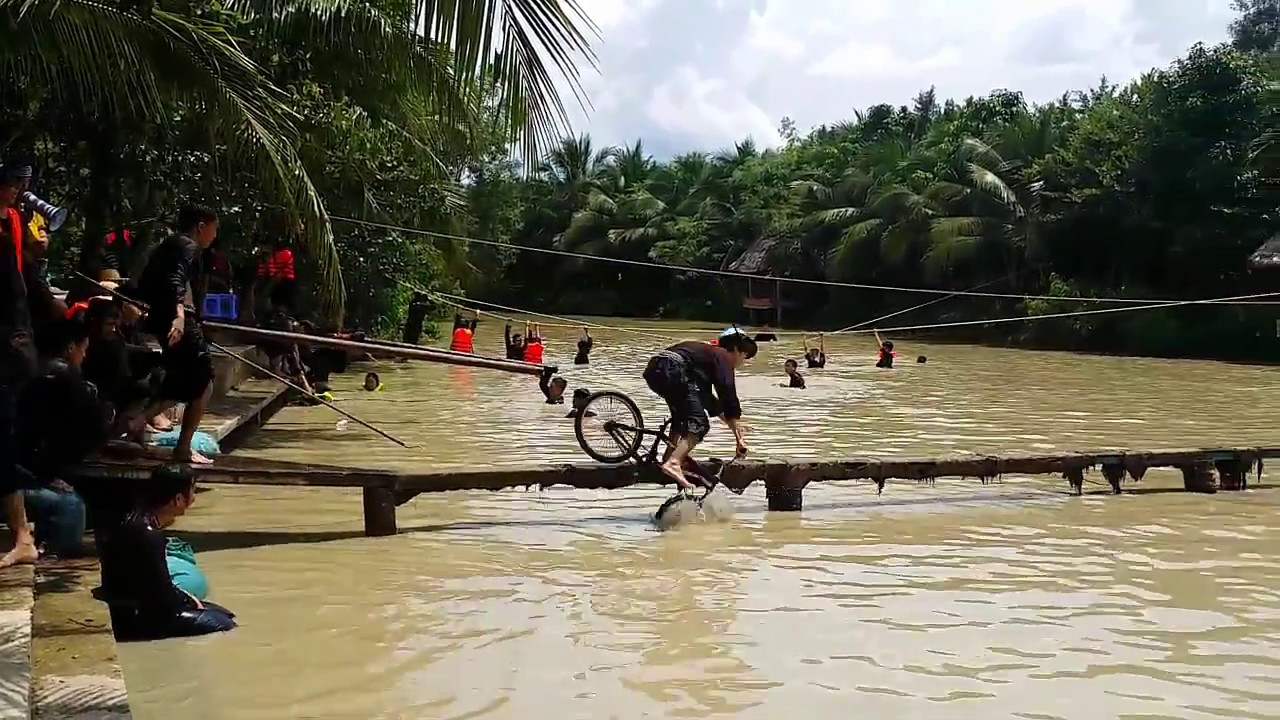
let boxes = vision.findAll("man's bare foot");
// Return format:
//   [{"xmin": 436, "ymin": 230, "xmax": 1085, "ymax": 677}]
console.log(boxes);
[
  {"xmin": 0, "ymin": 542, "xmax": 38, "ymax": 569},
  {"xmin": 150, "ymin": 414, "xmax": 174, "ymax": 432},
  {"xmin": 659, "ymin": 461, "xmax": 693, "ymax": 490},
  {"xmin": 174, "ymin": 449, "xmax": 214, "ymax": 465}
]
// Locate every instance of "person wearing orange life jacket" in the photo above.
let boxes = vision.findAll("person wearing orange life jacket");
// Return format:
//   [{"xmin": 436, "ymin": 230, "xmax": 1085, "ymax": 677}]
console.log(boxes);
[
  {"xmin": 449, "ymin": 310, "xmax": 478, "ymax": 353},
  {"xmin": 522, "ymin": 321, "xmax": 544, "ymax": 364},
  {"xmin": 256, "ymin": 236, "xmax": 297, "ymax": 313}
]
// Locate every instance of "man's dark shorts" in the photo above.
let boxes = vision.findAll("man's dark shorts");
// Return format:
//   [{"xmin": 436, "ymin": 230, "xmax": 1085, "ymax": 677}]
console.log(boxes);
[
  {"xmin": 149, "ymin": 319, "xmax": 213, "ymax": 404},
  {"xmin": 0, "ymin": 382, "xmax": 41, "ymax": 498},
  {"xmin": 643, "ymin": 354, "xmax": 711, "ymax": 441}
]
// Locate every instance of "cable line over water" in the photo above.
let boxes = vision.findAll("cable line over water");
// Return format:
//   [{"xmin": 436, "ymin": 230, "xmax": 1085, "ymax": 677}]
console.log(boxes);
[{"xmin": 337, "ymin": 215, "xmax": 1280, "ymax": 306}]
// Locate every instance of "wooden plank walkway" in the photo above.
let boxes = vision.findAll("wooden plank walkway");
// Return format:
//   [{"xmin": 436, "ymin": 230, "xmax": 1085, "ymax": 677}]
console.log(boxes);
[{"xmin": 71, "ymin": 445, "xmax": 1279, "ymax": 537}]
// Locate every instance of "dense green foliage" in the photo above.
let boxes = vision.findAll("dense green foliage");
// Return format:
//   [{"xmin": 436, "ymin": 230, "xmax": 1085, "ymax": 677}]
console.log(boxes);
[
  {"xmin": 0, "ymin": 0, "xmax": 594, "ymax": 325},
  {"xmin": 466, "ymin": 40, "xmax": 1278, "ymax": 360},
  {"xmin": 0, "ymin": 1, "xmax": 1275, "ymax": 359}
]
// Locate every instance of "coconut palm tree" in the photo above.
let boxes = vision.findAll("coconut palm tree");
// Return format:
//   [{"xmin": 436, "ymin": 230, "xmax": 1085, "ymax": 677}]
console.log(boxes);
[{"xmin": 0, "ymin": 0, "xmax": 597, "ymax": 317}]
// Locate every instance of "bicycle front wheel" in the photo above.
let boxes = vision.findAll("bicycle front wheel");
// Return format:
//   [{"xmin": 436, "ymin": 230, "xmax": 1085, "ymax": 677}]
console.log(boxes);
[{"xmin": 575, "ymin": 390, "xmax": 645, "ymax": 464}]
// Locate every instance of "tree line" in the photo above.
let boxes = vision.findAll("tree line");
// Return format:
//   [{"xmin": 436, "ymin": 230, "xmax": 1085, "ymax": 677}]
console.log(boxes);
[
  {"xmin": 0, "ymin": 1, "xmax": 1276, "ymax": 359},
  {"xmin": 463, "ymin": 18, "xmax": 1278, "ymax": 359}
]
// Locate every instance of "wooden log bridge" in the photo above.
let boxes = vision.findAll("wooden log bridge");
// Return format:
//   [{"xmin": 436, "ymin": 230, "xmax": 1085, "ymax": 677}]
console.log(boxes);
[{"xmin": 71, "ymin": 446, "xmax": 1279, "ymax": 537}]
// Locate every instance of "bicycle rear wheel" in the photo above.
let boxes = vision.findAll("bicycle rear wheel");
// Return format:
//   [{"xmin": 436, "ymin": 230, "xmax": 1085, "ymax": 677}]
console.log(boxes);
[{"xmin": 575, "ymin": 390, "xmax": 645, "ymax": 464}]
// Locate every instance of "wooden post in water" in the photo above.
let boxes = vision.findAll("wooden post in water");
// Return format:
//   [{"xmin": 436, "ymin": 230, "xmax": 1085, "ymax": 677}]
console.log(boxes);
[
  {"xmin": 764, "ymin": 465, "xmax": 807, "ymax": 511},
  {"xmin": 1181, "ymin": 463, "xmax": 1218, "ymax": 493},
  {"xmin": 1100, "ymin": 462, "xmax": 1125, "ymax": 495},
  {"xmin": 1214, "ymin": 457, "xmax": 1247, "ymax": 491},
  {"xmin": 362, "ymin": 487, "xmax": 398, "ymax": 536}
]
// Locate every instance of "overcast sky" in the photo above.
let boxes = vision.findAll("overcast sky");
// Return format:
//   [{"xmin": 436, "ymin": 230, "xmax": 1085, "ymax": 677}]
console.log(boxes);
[{"xmin": 559, "ymin": 0, "xmax": 1235, "ymax": 158}]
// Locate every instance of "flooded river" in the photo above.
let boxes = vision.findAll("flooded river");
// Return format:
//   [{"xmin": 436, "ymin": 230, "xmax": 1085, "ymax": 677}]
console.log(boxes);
[{"xmin": 118, "ymin": 321, "xmax": 1280, "ymax": 719}]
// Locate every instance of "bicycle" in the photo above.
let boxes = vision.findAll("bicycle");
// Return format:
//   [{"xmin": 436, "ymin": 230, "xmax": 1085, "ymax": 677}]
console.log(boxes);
[{"xmin": 573, "ymin": 390, "xmax": 745, "ymax": 515}]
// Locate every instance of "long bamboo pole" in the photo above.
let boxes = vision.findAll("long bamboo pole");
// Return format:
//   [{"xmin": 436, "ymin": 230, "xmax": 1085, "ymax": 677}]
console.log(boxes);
[{"xmin": 202, "ymin": 321, "xmax": 553, "ymax": 376}]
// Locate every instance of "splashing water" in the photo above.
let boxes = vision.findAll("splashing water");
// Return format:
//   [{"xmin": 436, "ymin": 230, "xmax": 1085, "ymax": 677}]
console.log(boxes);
[{"xmin": 652, "ymin": 488, "xmax": 736, "ymax": 530}]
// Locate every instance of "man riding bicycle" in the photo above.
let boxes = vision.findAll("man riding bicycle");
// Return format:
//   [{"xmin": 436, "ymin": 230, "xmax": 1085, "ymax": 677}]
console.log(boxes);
[{"xmin": 643, "ymin": 327, "xmax": 756, "ymax": 490}]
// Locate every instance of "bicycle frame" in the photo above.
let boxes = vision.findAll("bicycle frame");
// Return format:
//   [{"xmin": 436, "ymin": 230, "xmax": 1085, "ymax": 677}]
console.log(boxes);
[{"xmin": 602, "ymin": 418, "xmax": 719, "ymax": 490}]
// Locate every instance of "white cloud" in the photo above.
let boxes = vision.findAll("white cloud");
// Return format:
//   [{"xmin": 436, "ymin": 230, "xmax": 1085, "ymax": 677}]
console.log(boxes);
[{"xmin": 558, "ymin": 0, "xmax": 1234, "ymax": 158}]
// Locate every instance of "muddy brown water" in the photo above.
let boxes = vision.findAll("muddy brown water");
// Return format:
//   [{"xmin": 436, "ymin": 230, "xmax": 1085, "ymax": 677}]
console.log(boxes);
[{"xmin": 116, "ymin": 320, "xmax": 1280, "ymax": 719}]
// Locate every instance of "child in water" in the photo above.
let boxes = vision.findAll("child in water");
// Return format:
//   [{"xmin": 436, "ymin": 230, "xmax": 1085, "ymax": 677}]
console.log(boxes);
[
  {"xmin": 363, "ymin": 372, "xmax": 382, "ymax": 391},
  {"xmin": 782, "ymin": 359, "xmax": 806, "ymax": 388},
  {"xmin": 874, "ymin": 330, "xmax": 895, "ymax": 369}
]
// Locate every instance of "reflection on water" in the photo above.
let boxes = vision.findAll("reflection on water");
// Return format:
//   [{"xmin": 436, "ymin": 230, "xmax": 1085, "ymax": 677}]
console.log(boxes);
[{"xmin": 117, "ymin": 321, "xmax": 1280, "ymax": 719}]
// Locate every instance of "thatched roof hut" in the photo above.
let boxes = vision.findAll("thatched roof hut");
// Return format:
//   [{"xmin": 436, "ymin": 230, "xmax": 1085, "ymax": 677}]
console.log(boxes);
[
  {"xmin": 725, "ymin": 235, "xmax": 782, "ymax": 274},
  {"xmin": 1248, "ymin": 234, "xmax": 1280, "ymax": 271}
]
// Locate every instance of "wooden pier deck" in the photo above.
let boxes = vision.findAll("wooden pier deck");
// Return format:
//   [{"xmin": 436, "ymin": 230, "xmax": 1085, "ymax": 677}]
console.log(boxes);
[{"xmin": 71, "ymin": 445, "xmax": 1278, "ymax": 537}]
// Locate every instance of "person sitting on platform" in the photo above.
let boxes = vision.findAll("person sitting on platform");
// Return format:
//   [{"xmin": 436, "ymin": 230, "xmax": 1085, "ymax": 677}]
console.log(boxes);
[
  {"xmin": 97, "ymin": 464, "xmax": 236, "ymax": 641},
  {"xmin": 803, "ymin": 333, "xmax": 826, "ymax": 369},
  {"xmin": 82, "ymin": 298, "xmax": 164, "ymax": 442},
  {"xmin": 19, "ymin": 315, "xmax": 113, "ymax": 558},
  {"xmin": 782, "ymin": 359, "xmax": 806, "ymax": 389}
]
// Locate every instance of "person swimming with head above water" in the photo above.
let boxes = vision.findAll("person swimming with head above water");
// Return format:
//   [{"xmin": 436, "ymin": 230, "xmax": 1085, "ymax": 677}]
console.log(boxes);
[
  {"xmin": 538, "ymin": 368, "xmax": 567, "ymax": 404},
  {"xmin": 363, "ymin": 372, "xmax": 382, "ymax": 391},
  {"xmin": 782, "ymin": 359, "xmax": 805, "ymax": 388},
  {"xmin": 503, "ymin": 323, "xmax": 525, "ymax": 361},
  {"xmin": 874, "ymin": 329, "xmax": 896, "ymax": 369},
  {"xmin": 643, "ymin": 327, "xmax": 755, "ymax": 490},
  {"xmin": 573, "ymin": 327, "xmax": 592, "ymax": 365},
  {"xmin": 566, "ymin": 387, "xmax": 596, "ymax": 418}
]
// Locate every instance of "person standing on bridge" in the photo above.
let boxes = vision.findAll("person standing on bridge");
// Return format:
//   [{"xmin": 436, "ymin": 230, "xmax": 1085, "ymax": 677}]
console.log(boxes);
[{"xmin": 643, "ymin": 327, "xmax": 754, "ymax": 490}]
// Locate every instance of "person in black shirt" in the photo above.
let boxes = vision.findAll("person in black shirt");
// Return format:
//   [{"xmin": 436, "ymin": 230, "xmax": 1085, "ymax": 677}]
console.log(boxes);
[
  {"xmin": 98, "ymin": 464, "xmax": 236, "ymax": 641},
  {"xmin": 803, "ymin": 333, "xmax": 827, "ymax": 368},
  {"xmin": 783, "ymin": 359, "xmax": 806, "ymax": 389},
  {"xmin": 566, "ymin": 388, "xmax": 596, "ymax": 418},
  {"xmin": 538, "ymin": 368, "xmax": 568, "ymax": 404},
  {"xmin": 504, "ymin": 323, "xmax": 525, "ymax": 361},
  {"xmin": 0, "ymin": 163, "xmax": 41, "ymax": 568},
  {"xmin": 135, "ymin": 205, "xmax": 219, "ymax": 464},
  {"xmin": 642, "ymin": 328, "xmax": 755, "ymax": 489},
  {"xmin": 573, "ymin": 327, "xmax": 593, "ymax": 365}
]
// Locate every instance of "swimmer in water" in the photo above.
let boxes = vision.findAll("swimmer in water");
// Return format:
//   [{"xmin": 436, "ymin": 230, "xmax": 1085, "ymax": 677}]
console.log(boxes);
[
  {"xmin": 782, "ymin": 359, "xmax": 806, "ymax": 388},
  {"xmin": 539, "ymin": 369, "xmax": 567, "ymax": 404},
  {"xmin": 573, "ymin": 327, "xmax": 592, "ymax": 365},
  {"xmin": 363, "ymin": 372, "xmax": 382, "ymax": 391},
  {"xmin": 566, "ymin": 388, "xmax": 596, "ymax": 418},
  {"xmin": 643, "ymin": 327, "xmax": 754, "ymax": 490},
  {"xmin": 874, "ymin": 330, "xmax": 895, "ymax": 369},
  {"xmin": 803, "ymin": 333, "xmax": 827, "ymax": 368},
  {"xmin": 503, "ymin": 323, "xmax": 525, "ymax": 361}
]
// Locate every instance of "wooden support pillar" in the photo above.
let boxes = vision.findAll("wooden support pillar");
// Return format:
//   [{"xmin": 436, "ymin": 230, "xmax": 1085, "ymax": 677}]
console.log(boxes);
[
  {"xmin": 1181, "ymin": 463, "xmax": 1218, "ymax": 494},
  {"xmin": 1064, "ymin": 468, "xmax": 1085, "ymax": 496},
  {"xmin": 362, "ymin": 487, "xmax": 398, "ymax": 536},
  {"xmin": 1214, "ymin": 457, "xmax": 1247, "ymax": 491},
  {"xmin": 1100, "ymin": 463, "xmax": 1125, "ymax": 495},
  {"xmin": 765, "ymin": 472, "xmax": 805, "ymax": 511}
]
